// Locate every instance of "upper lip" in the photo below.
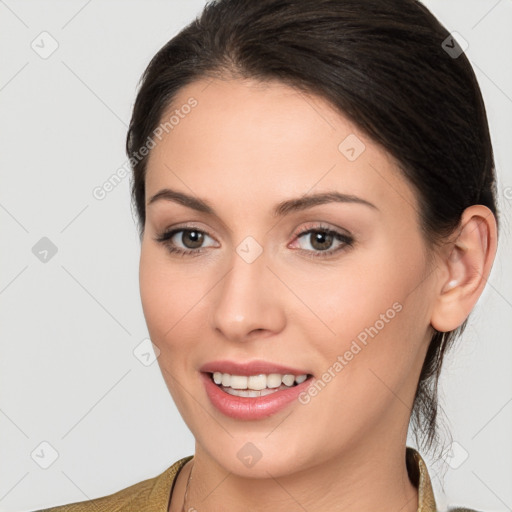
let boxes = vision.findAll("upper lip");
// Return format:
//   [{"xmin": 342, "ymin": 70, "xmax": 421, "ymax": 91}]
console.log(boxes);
[{"xmin": 200, "ymin": 359, "xmax": 312, "ymax": 376}]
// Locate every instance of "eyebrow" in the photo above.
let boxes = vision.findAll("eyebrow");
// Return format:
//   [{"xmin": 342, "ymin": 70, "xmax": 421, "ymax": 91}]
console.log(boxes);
[{"xmin": 147, "ymin": 188, "xmax": 378, "ymax": 216}]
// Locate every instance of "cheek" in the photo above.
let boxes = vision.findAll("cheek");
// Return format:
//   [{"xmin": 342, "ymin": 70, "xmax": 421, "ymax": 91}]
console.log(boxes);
[
  {"xmin": 301, "ymin": 240, "xmax": 428, "ymax": 369},
  {"xmin": 139, "ymin": 245, "xmax": 188, "ymax": 347},
  {"xmin": 138, "ymin": 245, "xmax": 205, "ymax": 413},
  {"xmin": 300, "ymin": 258, "xmax": 404, "ymax": 338},
  {"xmin": 292, "ymin": 260, "xmax": 427, "ymax": 441},
  {"xmin": 139, "ymin": 244, "xmax": 214, "ymax": 352},
  {"xmin": 139, "ymin": 247, "xmax": 170, "ymax": 337}
]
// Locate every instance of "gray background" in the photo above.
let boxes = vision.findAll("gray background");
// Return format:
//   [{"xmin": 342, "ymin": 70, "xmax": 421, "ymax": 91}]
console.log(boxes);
[{"xmin": 0, "ymin": 1, "xmax": 511, "ymax": 511}]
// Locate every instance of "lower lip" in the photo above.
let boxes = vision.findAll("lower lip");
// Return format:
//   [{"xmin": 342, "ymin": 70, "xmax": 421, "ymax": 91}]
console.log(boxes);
[{"xmin": 201, "ymin": 372, "xmax": 313, "ymax": 420}]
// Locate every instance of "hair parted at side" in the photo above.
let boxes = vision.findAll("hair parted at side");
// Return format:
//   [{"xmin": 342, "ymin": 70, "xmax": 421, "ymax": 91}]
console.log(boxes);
[{"xmin": 126, "ymin": 0, "xmax": 499, "ymax": 460}]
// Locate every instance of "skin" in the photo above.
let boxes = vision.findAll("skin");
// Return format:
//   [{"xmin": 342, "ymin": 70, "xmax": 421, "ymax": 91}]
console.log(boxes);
[{"xmin": 138, "ymin": 76, "xmax": 497, "ymax": 512}]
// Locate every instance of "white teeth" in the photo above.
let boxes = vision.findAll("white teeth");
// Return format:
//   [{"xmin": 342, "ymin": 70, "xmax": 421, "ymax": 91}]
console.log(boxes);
[
  {"xmin": 282, "ymin": 374, "xmax": 295, "ymax": 386},
  {"xmin": 211, "ymin": 371, "xmax": 309, "ymax": 390},
  {"xmin": 230, "ymin": 375, "xmax": 248, "ymax": 389},
  {"xmin": 248, "ymin": 374, "xmax": 267, "ymax": 390},
  {"xmin": 266, "ymin": 373, "xmax": 282, "ymax": 388},
  {"xmin": 295, "ymin": 374, "xmax": 307, "ymax": 384}
]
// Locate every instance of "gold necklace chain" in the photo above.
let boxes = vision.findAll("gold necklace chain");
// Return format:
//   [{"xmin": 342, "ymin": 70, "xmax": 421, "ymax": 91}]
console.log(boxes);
[{"xmin": 181, "ymin": 460, "xmax": 194, "ymax": 512}]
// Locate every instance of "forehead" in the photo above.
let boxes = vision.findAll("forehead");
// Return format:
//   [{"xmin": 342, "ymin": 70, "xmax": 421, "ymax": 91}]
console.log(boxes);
[{"xmin": 145, "ymin": 77, "xmax": 417, "ymax": 217}]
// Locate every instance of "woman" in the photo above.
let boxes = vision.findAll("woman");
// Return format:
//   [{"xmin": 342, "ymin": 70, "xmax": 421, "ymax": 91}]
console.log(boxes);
[{"xmin": 36, "ymin": 0, "xmax": 499, "ymax": 511}]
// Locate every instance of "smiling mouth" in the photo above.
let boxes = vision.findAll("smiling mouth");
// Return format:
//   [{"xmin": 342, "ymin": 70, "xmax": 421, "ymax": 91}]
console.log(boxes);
[{"xmin": 207, "ymin": 371, "xmax": 314, "ymax": 397}]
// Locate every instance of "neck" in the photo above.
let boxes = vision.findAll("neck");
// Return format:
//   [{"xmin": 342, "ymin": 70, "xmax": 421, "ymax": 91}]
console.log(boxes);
[{"xmin": 170, "ymin": 435, "xmax": 419, "ymax": 512}]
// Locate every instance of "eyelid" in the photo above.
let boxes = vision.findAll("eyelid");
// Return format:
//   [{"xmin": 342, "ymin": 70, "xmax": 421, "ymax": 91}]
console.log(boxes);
[{"xmin": 290, "ymin": 221, "xmax": 352, "ymax": 240}]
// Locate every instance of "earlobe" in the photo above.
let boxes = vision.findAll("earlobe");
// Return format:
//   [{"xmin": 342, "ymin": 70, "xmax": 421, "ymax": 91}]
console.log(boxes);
[{"xmin": 430, "ymin": 205, "xmax": 497, "ymax": 333}]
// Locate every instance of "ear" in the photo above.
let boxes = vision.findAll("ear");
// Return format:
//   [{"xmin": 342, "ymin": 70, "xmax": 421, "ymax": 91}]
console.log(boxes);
[{"xmin": 430, "ymin": 205, "xmax": 498, "ymax": 332}]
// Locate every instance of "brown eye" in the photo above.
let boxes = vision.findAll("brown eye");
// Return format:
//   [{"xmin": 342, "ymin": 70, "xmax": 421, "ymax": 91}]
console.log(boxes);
[
  {"xmin": 307, "ymin": 231, "xmax": 335, "ymax": 251},
  {"xmin": 180, "ymin": 230, "xmax": 204, "ymax": 249}
]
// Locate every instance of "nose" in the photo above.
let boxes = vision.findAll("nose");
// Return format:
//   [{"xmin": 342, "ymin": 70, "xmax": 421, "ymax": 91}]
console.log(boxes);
[{"xmin": 210, "ymin": 243, "xmax": 286, "ymax": 343}]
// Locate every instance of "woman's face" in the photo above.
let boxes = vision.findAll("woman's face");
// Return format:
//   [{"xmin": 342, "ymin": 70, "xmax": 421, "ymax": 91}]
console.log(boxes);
[{"xmin": 140, "ymin": 77, "xmax": 438, "ymax": 477}]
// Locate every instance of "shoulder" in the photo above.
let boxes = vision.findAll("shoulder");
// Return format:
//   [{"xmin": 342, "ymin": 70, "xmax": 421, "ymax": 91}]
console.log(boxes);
[{"xmin": 31, "ymin": 455, "xmax": 193, "ymax": 512}]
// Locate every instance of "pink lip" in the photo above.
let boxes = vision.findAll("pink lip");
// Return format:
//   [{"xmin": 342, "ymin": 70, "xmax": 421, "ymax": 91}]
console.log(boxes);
[
  {"xmin": 200, "ymin": 361, "xmax": 315, "ymax": 420},
  {"xmin": 199, "ymin": 359, "xmax": 312, "ymax": 376},
  {"xmin": 200, "ymin": 372, "xmax": 314, "ymax": 420}
]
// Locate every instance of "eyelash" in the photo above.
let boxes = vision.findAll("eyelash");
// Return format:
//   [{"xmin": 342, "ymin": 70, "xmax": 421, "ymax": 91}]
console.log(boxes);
[{"xmin": 154, "ymin": 222, "xmax": 355, "ymax": 259}]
